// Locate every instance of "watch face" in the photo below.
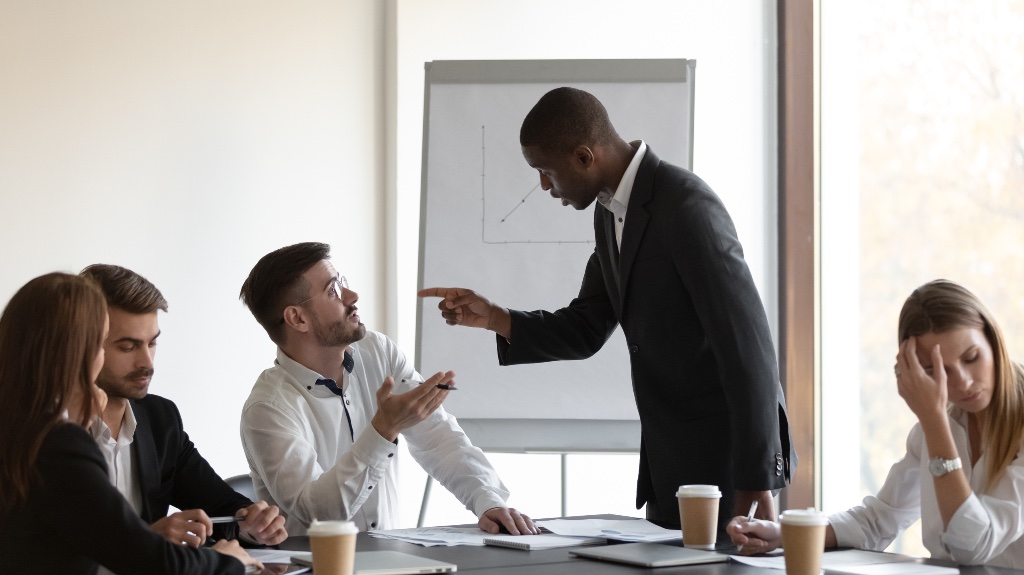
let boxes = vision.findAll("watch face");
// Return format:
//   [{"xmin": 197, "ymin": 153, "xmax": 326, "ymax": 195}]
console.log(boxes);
[{"xmin": 929, "ymin": 457, "xmax": 961, "ymax": 476}]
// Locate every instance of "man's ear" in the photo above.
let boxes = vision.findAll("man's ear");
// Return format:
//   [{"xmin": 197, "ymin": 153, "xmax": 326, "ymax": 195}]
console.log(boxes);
[
  {"xmin": 282, "ymin": 305, "xmax": 310, "ymax": 334},
  {"xmin": 573, "ymin": 145, "xmax": 595, "ymax": 169}
]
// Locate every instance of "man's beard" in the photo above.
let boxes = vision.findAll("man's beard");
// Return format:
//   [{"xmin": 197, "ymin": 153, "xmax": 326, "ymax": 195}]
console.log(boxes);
[
  {"xmin": 95, "ymin": 367, "xmax": 154, "ymax": 400},
  {"xmin": 312, "ymin": 314, "xmax": 366, "ymax": 348}
]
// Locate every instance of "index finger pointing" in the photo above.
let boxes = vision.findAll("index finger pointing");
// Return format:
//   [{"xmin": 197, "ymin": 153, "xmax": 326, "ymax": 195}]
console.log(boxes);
[{"xmin": 418, "ymin": 287, "xmax": 459, "ymax": 299}]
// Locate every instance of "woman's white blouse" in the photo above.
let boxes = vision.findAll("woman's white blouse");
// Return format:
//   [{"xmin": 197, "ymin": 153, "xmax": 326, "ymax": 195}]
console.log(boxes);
[{"xmin": 828, "ymin": 408, "xmax": 1024, "ymax": 567}]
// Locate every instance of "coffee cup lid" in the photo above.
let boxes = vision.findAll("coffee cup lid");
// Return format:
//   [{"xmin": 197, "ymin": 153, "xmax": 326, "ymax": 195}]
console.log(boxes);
[
  {"xmin": 307, "ymin": 519, "xmax": 359, "ymax": 536},
  {"xmin": 675, "ymin": 484, "xmax": 722, "ymax": 498},
  {"xmin": 780, "ymin": 508, "xmax": 828, "ymax": 526}
]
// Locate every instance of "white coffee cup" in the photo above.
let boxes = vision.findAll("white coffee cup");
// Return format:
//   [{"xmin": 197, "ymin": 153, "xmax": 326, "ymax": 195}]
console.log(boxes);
[
  {"xmin": 676, "ymin": 484, "xmax": 722, "ymax": 549},
  {"xmin": 307, "ymin": 520, "xmax": 359, "ymax": 575}
]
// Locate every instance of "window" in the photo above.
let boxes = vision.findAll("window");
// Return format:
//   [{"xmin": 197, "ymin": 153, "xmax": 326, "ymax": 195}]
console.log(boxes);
[{"xmin": 821, "ymin": 0, "xmax": 1024, "ymax": 555}]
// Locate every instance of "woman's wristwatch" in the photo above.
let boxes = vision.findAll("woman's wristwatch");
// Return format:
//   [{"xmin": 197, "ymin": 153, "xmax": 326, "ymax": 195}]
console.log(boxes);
[{"xmin": 928, "ymin": 456, "xmax": 962, "ymax": 477}]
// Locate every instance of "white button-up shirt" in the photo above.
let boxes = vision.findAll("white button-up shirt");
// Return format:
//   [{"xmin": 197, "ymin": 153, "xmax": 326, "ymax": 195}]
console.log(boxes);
[
  {"xmin": 240, "ymin": 330, "xmax": 509, "ymax": 535},
  {"xmin": 90, "ymin": 403, "xmax": 143, "ymax": 514},
  {"xmin": 829, "ymin": 407, "xmax": 1024, "ymax": 567},
  {"xmin": 90, "ymin": 404, "xmax": 143, "ymax": 575},
  {"xmin": 596, "ymin": 140, "xmax": 646, "ymax": 249}
]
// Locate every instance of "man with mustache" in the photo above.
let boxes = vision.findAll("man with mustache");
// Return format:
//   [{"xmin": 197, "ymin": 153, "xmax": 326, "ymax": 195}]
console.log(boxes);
[
  {"xmin": 238, "ymin": 242, "xmax": 537, "ymax": 536},
  {"xmin": 80, "ymin": 264, "xmax": 287, "ymax": 563}
]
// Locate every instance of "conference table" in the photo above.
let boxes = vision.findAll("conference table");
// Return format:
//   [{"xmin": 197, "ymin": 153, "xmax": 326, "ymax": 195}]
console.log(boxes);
[{"xmin": 276, "ymin": 515, "xmax": 1022, "ymax": 575}]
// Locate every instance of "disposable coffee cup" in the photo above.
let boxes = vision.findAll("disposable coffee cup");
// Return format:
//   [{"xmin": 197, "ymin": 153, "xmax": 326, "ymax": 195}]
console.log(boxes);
[
  {"xmin": 780, "ymin": 508, "xmax": 828, "ymax": 575},
  {"xmin": 307, "ymin": 520, "xmax": 359, "ymax": 575},
  {"xmin": 676, "ymin": 484, "xmax": 721, "ymax": 549}
]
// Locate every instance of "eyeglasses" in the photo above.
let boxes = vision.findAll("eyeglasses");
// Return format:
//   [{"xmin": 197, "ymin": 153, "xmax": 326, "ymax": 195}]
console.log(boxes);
[
  {"xmin": 278, "ymin": 276, "xmax": 350, "ymax": 325},
  {"xmin": 294, "ymin": 276, "xmax": 349, "ymax": 307}
]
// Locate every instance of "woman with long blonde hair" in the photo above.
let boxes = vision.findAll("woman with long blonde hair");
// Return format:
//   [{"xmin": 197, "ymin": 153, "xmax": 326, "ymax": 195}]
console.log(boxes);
[
  {"xmin": 0, "ymin": 273, "xmax": 259, "ymax": 573},
  {"xmin": 730, "ymin": 279, "xmax": 1024, "ymax": 567}
]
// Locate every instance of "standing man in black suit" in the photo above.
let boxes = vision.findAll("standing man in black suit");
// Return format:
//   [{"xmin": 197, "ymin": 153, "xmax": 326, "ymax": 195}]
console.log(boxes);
[
  {"xmin": 420, "ymin": 87, "xmax": 796, "ymax": 534},
  {"xmin": 80, "ymin": 264, "xmax": 287, "ymax": 556}
]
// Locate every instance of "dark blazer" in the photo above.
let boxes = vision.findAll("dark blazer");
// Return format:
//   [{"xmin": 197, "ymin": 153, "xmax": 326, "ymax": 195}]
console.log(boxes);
[
  {"xmin": 0, "ymin": 423, "xmax": 243, "ymax": 574},
  {"xmin": 498, "ymin": 147, "xmax": 797, "ymax": 531},
  {"xmin": 132, "ymin": 394, "xmax": 252, "ymax": 539}
]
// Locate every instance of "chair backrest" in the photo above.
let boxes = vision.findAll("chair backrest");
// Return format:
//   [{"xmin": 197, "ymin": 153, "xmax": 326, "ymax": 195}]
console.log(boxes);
[{"xmin": 225, "ymin": 473, "xmax": 257, "ymax": 502}]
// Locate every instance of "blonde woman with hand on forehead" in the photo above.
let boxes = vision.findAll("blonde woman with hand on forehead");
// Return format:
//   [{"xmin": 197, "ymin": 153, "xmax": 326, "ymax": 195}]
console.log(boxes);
[{"xmin": 729, "ymin": 279, "xmax": 1024, "ymax": 568}]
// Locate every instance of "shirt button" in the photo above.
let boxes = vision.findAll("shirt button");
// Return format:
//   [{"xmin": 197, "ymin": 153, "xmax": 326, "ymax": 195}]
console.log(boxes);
[
  {"xmin": 306, "ymin": 386, "xmax": 311, "ymax": 390},
  {"xmin": 371, "ymin": 522, "xmax": 377, "ymax": 528},
  {"xmin": 345, "ymin": 400, "xmax": 351, "ymax": 405},
  {"xmin": 368, "ymin": 485, "xmax": 373, "ymax": 490},
  {"xmin": 388, "ymin": 453, "xmax": 394, "ymax": 458},
  {"xmin": 629, "ymin": 345, "xmax": 639, "ymax": 354}
]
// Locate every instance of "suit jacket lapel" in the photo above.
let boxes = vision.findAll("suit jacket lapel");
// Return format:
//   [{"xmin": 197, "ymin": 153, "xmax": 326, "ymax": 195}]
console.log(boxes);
[
  {"xmin": 603, "ymin": 207, "xmax": 620, "ymax": 289},
  {"xmin": 130, "ymin": 399, "xmax": 159, "ymax": 522},
  {"xmin": 618, "ymin": 148, "xmax": 658, "ymax": 308}
]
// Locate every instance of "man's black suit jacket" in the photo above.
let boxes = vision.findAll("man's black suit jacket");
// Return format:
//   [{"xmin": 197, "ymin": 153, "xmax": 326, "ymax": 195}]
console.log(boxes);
[
  {"xmin": 498, "ymin": 147, "xmax": 797, "ymax": 531},
  {"xmin": 131, "ymin": 394, "xmax": 252, "ymax": 539}
]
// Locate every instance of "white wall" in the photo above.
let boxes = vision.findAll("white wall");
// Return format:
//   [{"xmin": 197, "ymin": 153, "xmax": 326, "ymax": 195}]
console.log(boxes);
[
  {"xmin": 0, "ymin": 0, "xmax": 387, "ymax": 479},
  {"xmin": 0, "ymin": 0, "xmax": 778, "ymax": 529}
]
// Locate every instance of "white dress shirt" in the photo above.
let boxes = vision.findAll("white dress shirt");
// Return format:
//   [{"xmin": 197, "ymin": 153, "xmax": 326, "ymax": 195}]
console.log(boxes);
[
  {"xmin": 829, "ymin": 407, "xmax": 1024, "ymax": 567},
  {"xmin": 90, "ymin": 404, "xmax": 143, "ymax": 575},
  {"xmin": 90, "ymin": 403, "xmax": 143, "ymax": 514},
  {"xmin": 240, "ymin": 330, "xmax": 510, "ymax": 535},
  {"xmin": 596, "ymin": 140, "xmax": 646, "ymax": 249}
]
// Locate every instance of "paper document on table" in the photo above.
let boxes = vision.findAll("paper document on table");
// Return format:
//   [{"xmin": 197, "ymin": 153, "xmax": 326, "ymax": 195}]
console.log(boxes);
[
  {"xmin": 535, "ymin": 518, "xmax": 681, "ymax": 542},
  {"xmin": 827, "ymin": 563, "xmax": 959, "ymax": 575},
  {"xmin": 246, "ymin": 549, "xmax": 312, "ymax": 563},
  {"xmin": 368, "ymin": 526, "xmax": 488, "ymax": 547},
  {"xmin": 730, "ymin": 549, "xmax": 958, "ymax": 575}
]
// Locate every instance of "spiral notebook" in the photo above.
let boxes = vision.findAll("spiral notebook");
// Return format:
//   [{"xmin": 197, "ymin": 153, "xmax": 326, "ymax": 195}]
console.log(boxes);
[{"xmin": 483, "ymin": 534, "xmax": 606, "ymax": 550}]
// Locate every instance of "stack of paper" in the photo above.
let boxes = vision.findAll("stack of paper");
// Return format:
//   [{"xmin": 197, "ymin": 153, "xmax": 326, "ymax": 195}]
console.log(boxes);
[
  {"xmin": 368, "ymin": 518, "xmax": 681, "ymax": 548},
  {"xmin": 484, "ymin": 534, "xmax": 606, "ymax": 550},
  {"xmin": 536, "ymin": 518, "xmax": 682, "ymax": 542},
  {"xmin": 368, "ymin": 526, "xmax": 488, "ymax": 547}
]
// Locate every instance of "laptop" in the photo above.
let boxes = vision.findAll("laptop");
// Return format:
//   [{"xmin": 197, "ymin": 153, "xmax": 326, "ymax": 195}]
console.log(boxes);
[
  {"xmin": 570, "ymin": 542, "xmax": 730, "ymax": 568},
  {"xmin": 291, "ymin": 550, "xmax": 456, "ymax": 574}
]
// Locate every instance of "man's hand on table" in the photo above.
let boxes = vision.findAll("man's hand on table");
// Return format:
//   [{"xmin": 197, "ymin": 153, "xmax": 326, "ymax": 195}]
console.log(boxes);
[{"xmin": 478, "ymin": 507, "xmax": 540, "ymax": 535}]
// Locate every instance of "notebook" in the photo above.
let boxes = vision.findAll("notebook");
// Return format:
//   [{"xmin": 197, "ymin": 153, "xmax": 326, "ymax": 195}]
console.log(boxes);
[
  {"xmin": 483, "ymin": 534, "xmax": 606, "ymax": 550},
  {"xmin": 570, "ymin": 542, "xmax": 730, "ymax": 568},
  {"xmin": 291, "ymin": 550, "xmax": 456, "ymax": 574}
]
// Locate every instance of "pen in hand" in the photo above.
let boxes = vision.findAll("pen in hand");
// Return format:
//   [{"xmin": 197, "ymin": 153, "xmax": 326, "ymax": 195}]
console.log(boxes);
[
  {"xmin": 745, "ymin": 500, "xmax": 758, "ymax": 523},
  {"xmin": 401, "ymin": 378, "xmax": 457, "ymax": 390},
  {"xmin": 209, "ymin": 514, "xmax": 247, "ymax": 524},
  {"xmin": 737, "ymin": 500, "xmax": 759, "ymax": 553}
]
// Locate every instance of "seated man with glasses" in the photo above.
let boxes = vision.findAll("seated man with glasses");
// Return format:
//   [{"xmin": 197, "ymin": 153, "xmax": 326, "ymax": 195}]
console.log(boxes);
[{"xmin": 238, "ymin": 242, "xmax": 538, "ymax": 536}]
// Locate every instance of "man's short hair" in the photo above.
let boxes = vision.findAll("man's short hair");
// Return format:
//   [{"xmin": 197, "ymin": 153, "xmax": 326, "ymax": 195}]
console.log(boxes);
[
  {"xmin": 519, "ymin": 87, "xmax": 620, "ymax": 155},
  {"xmin": 80, "ymin": 264, "xmax": 168, "ymax": 314},
  {"xmin": 240, "ymin": 242, "xmax": 331, "ymax": 345}
]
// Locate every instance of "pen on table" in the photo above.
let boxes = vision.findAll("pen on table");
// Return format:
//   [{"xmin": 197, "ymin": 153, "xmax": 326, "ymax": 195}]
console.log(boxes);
[
  {"xmin": 736, "ymin": 500, "xmax": 758, "ymax": 553},
  {"xmin": 209, "ymin": 514, "xmax": 247, "ymax": 524},
  {"xmin": 401, "ymin": 378, "xmax": 457, "ymax": 390}
]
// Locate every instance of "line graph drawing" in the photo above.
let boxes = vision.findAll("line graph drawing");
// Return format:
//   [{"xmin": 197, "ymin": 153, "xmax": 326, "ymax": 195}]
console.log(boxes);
[{"xmin": 479, "ymin": 125, "xmax": 595, "ymax": 245}]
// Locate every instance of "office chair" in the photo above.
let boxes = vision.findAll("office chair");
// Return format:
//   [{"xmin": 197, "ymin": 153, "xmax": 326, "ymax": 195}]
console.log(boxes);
[{"xmin": 225, "ymin": 473, "xmax": 257, "ymax": 502}]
